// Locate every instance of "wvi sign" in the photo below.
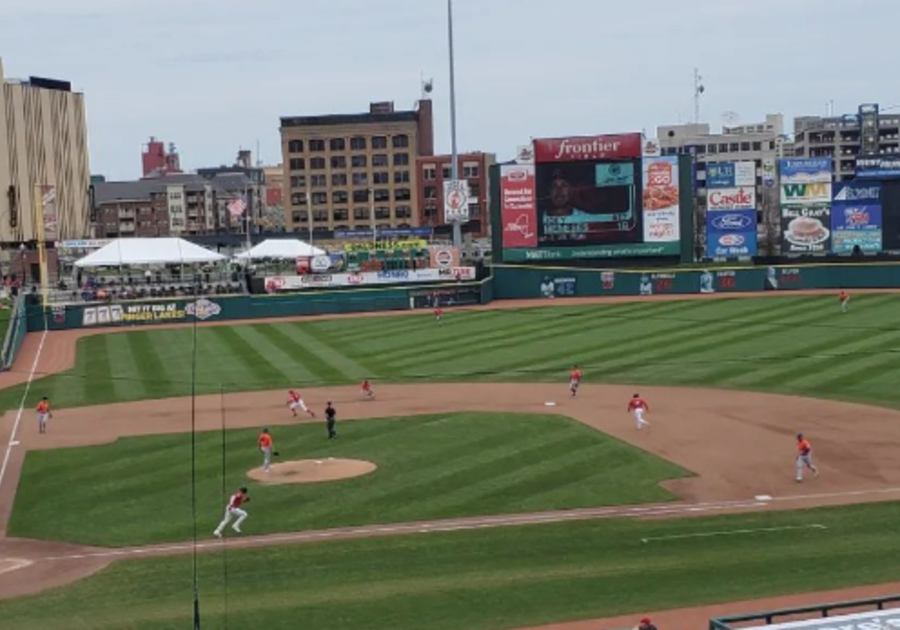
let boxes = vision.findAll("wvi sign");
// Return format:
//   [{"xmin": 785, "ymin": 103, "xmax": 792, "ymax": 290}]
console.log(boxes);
[{"xmin": 781, "ymin": 182, "xmax": 831, "ymax": 204}]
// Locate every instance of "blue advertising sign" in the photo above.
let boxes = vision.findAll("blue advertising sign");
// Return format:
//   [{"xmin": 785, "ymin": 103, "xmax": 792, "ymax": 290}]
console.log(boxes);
[
  {"xmin": 831, "ymin": 203, "xmax": 882, "ymax": 253},
  {"xmin": 706, "ymin": 209, "xmax": 758, "ymax": 257},
  {"xmin": 779, "ymin": 158, "xmax": 833, "ymax": 183},
  {"xmin": 335, "ymin": 227, "xmax": 434, "ymax": 240},
  {"xmin": 833, "ymin": 181, "xmax": 881, "ymax": 203},
  {"xmin": 706, "ymin": 162, "xmax": 736, "ymax": 189},
  {"xmin": 855, "ymin": 156, "xmax": 900, "ymax": 180}
]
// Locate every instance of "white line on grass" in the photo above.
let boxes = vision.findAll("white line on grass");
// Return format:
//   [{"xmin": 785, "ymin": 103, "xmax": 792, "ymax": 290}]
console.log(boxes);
[
  {"xmin": 0, "ymin": 328, "xmax": 49, "ymax": 495},
  {"xmin": 640, "ymin": 523, "xmax": 827, "ymax": 544}
]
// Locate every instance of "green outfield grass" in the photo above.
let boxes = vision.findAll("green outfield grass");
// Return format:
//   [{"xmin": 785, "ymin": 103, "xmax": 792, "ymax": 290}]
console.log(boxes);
[
  {"xmin": 3, "ymin": 294, "xmax": 900, "ymax": 412},
  {"xmin": 9, "ymin": 413, "xmax": 688, "ymax": 546},
  {"xmin": 4, "ymin": 501, "xmax": 900, "ymax": 630}
]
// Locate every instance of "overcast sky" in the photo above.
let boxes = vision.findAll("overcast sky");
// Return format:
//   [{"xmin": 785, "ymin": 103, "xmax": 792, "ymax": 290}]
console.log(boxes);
[{"xmin": 2, "ymin": 0, "xmax": 898, "ymax": 180}]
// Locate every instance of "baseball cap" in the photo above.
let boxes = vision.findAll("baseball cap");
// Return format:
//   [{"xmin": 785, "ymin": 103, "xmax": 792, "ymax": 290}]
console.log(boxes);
[{"xmin": 641, "ymin": 618, "xmax": 651, "ymax": 625}]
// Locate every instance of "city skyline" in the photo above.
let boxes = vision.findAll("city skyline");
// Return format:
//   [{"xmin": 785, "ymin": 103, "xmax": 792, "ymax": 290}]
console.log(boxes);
[{"xmin": 2, "ymin": 0, "xmax": 898, "ymax": 180}]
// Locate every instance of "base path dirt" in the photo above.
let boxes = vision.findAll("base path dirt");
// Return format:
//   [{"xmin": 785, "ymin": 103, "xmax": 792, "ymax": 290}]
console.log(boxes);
[{"xmin": 247, "ymin": 458, "xmax": 377, "ymax": 484}]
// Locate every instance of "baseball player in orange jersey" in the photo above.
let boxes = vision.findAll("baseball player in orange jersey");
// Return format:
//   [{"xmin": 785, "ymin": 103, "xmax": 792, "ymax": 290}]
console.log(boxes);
[
  {"xmin": 569, "ymin": 365, "xmax": 582, "ymax": 397},
  {"xmin": 287, "ymin": 389, "xmax": 315, "ymax": 418},
  {"xmin": 361, "ymin": 379, "xmax": 375, "ymax": 399},
  {"xmin": 214, "ymin": 486, "xmax": 250, "ymax": 537},
  {"xmin": 839, "ymin": 290, "xmax": 850, "ymax": 313},
  {"xmin": 795, "ymin": 433, "xmax": 819, "ymax": 482},
  {"xmin": 36, "ymin": 397, "xmax": 51, "ymax": 434},
  {"xmin": 627, "ymin": 393, "xmax": 650, "ymax": 429},
  {"xmin": 434, "ymin": 307, "xmax": 443, "ymax": 324},
  {"xmin": 258, "ymin": 428, "xmax": 279, "ymax": 473}
]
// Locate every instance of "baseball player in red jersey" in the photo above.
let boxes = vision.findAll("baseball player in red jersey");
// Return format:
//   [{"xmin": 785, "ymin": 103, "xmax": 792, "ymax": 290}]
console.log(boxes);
[
  {"xmin": 627, "ymin": 393, "xmax": 650, "ymax": 429},
  {"xmin": 361, "ymin": 379, "xmax": 375, "ymax": 399},
  {"xmin": 434, "ymin": 307, "xmax": 443, "ymax": 324},
  {"xmin": 36, "ymin": 397, "xmax": 52, "ymax": 434},
  {"xmin": 839, "ymin": 290, "xmax": 850, "ymax": 313},
  {"xmin": 795, "ymin": 433, "xmax": 819, "ymax": 482},
  {"xmin": 214, "ymin": 486, "xmax": 251, "ymax": 537},
  {"xmin": 287, "ymin": 389, "xmax": 315, "ymax": 418},
  {"xmin": 569, "ymin": 365, "xmax": 582, "ymax": 397}
]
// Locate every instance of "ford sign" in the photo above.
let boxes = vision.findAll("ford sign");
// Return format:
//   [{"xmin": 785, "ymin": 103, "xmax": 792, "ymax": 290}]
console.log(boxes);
[
  {"xmin": 718, "ymin": 234, "xmax": 746, "ymax": 247},
  {"xmin": 711, "ymin": 213, "xmax": 753, "ymax": 230}
]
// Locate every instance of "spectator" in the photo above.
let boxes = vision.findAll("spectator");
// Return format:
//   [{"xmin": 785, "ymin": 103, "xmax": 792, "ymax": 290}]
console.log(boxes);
[
  {"xmin": 635, "ymin": 617, "xmax": 657, "ymax": 630},
  {"xmin": 145, "ymin": 268, "xmax": 152, "ymax": 285}
]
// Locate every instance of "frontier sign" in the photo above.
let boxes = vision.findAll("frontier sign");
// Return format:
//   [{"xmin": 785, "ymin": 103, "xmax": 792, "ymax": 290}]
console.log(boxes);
[{"xmin": 533, "ymin": 133, "xmax": 642, "ymax": 163}]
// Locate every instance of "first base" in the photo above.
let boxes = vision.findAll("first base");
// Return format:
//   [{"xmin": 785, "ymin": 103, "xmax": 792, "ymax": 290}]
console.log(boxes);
[{"xmin": 544, "ymin": 402, "xmax": 557, "ymax": 407}]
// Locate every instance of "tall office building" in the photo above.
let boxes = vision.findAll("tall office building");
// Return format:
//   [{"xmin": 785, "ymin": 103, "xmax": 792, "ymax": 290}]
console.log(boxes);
[
  {"xmin": 0, "ymin": 58, "xmax": 91, "ymax": 243},
  {"xmin": 280, "ymin": 100, "xmax": 434, "ymax": 235}
]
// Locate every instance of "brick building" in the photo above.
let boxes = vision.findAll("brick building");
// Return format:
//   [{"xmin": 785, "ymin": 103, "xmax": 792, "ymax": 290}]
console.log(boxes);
[{"xmin": 416, "ymin": 152, "xmax": 495, "ymax": 238}]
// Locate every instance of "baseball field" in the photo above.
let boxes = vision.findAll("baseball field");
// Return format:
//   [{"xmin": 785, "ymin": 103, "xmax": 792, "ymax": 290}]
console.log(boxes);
[{"xmin": 1, "ymin": 293, "xmax": 900, "ymax": 630}]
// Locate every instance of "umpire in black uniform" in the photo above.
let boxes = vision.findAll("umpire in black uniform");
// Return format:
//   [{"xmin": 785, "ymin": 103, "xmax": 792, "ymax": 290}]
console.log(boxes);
[{"xmin": 325, "ymin": 401, "xmax": 337, "ymax": 439}]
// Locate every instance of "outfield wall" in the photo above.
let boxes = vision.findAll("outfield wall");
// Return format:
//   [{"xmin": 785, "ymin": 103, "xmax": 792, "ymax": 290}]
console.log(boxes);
[{"xmin": 492, "ymin": 262, "xmax": 900, "ymax": 299}]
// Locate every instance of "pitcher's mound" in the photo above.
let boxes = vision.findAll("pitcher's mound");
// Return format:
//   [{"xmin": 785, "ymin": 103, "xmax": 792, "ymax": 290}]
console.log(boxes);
[{"xmin": 247, "ymin": 459, "xmax": 377, "ymax": 484}]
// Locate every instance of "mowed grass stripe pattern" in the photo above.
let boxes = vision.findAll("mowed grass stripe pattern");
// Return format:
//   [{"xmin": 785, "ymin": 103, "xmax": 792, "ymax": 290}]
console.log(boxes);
[
  {"xmin": 9, "ymin": 413, "xmax": 688, "ymax": 546},
  {"xmin": 5, "ymin": 294, "xmax": 900, "ymax": 411},
  {"xmin": 4, "ymin": 501, "xmax": 900, "ymax": 630}
]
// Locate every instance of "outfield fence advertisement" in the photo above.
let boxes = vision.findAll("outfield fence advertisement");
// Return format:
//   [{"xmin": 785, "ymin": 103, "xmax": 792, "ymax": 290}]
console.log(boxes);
[
  {"xmin": 705, "ymin": 161, "xmax": 758, "ymax": 258},
  {"xmin": 831, "ymin": 182, "xmax": 883, "ymax": 253},
  {"xmin": 706, "ymin": 210, "xmax": 757, "ymax": 257},
  {"xmin": 779, "ymin": 158, "xmax": 833, "ymax": 255},
  {"xmin": 501, "ymin": 133, "xmax": 686, "ymax": 262},
  {"xmin": 264, "ymin": 267, "xmax": 476, "ymax": 292}
]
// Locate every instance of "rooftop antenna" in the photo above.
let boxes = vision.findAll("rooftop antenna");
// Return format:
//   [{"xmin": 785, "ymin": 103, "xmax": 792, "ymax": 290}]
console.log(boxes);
[{"xmin": 693, "ymin": 68, "xmax": 705, "ymax": 123}]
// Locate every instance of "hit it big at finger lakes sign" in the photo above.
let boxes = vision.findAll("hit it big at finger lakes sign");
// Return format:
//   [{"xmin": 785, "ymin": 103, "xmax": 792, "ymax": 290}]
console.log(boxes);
[{"xmin": 80, "ymin": 298, "xmax": 223, "ymax": 327}]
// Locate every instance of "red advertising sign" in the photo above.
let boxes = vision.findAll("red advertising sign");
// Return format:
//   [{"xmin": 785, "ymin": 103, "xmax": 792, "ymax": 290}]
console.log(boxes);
[
  {"xmin": 500, "ymin": 165, "xmax": 538, "ymax": 248},
  {"xmin": 533, "ymin": 133, "xmax": 642, "ymax": 163}
]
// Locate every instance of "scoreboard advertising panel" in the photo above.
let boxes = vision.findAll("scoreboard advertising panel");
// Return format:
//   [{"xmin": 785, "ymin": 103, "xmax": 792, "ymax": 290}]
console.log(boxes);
[{"xmin": 502, "ymin": 133, "xmax": 683, "ymax": 262}]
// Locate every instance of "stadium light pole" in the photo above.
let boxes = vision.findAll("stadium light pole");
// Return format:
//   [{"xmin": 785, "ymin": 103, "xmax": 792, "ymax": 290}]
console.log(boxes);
[{"xmin": 447, "ymin": 0, "xmax": 463, "ymax": 249}]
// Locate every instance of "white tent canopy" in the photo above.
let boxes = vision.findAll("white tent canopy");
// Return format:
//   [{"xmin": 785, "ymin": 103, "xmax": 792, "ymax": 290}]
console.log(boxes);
[
  {"xmin": 234, "ymin": 239, "xmax": 326, "ymax": 260},
  {"xmin": 74, "ymin": 238, "xmax": 226, "ymax": 268}
]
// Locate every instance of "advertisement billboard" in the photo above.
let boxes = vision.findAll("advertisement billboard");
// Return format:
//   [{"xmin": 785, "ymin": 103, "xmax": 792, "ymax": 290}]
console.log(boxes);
[
  {"xmin": 706, "ymin": 209, "xmax": 757, "ymax": 257},
  {"xmin": 831, "ymin": 204, "xmax": 882, "ymax": 253},
  {"xmin": 443, "ymin": 179, "xmax": 471, "ymax": 223},
  {"xmin": 707, "ymin": 187, "xmax": 756, "ymax": 211},
  {"xmin": 706, "ymin": 161, "xmax": 755, "ymax": 189},
  {"xmin": 500, "ymin": 164, "xmax": 538, "ymax": 248},
  {"xmin": 856, "ymin": 155, "xmax": 900, "ymax": 179},
  {"xmin": 533, "ymin": 133, "xmax": 642, "ymax": 163},
  {"xmin": 265, "ymin": 267, "xmax": 476, "ymax": 292},
  {"xmin": 642, "ymin": 157, "xmax": 681, "ymax": 242},
  {"xmin": 779, "ymin": 158, "xmax": 832, "ymax": 182},
  {"xmin": 781, "ymin": 205, "xmax": 831, "ymax": 254}
]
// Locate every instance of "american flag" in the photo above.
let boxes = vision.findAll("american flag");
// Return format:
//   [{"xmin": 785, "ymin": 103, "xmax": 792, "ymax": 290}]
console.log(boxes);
[{"xmin": 228, "ymin": 196, "xmax": 247, "ymax": 218}]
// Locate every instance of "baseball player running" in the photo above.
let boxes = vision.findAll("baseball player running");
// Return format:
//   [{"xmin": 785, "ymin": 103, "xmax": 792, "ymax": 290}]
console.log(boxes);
[
  {"xmin": 214, "ymin": 486, "xmax": 251, "ymax": 537},
  {"xmin": 569, "ymin": 365, "xmax": 582, "ymax": 397},
  {"xmin": 627, "ymin": 393, "xmax": 650, "ymax": 429},
  {"xmin": 361, "ymin": 379, "xmax": 375, "ymax": 399},
  {"xmin": 287, "ymin": 389, "xmax": 316, "ymax": 418},
  {"xmin": 36, "ymin": 397, "xmax": 52, "ymax": 434},
  {"xmin": 839, "ymin": 290, "xmax": 850, "ymax": 313},
  {"xmin": 258, "ymin": 427, "xmax": 278, "ymax": 473},
  {"xmin": 796, "ymin": 433, "xmax": 820, "ymax": 482}
]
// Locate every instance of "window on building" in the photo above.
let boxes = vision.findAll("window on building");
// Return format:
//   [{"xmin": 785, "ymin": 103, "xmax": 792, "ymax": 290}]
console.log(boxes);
[
  {"xmin": 290, "ymin": 175, "xmax": 306, "ymax": 188},
  {"xmin": 350, "ymin": 136, "xmax": 367, "ymax": 151},
  {"xmin": 374, "ymin": 189, "xmax": 390, "ymax": 202},
  {"xmin": 372, "ymin": 154, "xmax": 388, "ymax": 167},
  {"xmin": 463, "ymin": 162, "xmax": 479, "ymax": 178},
  {"xmin": 395, "ymin": 188, "xmax": 411, "ymax": 201},
  {"xmin": 769, "ymin": 141, "xmax": 777, "ymax": 150},
  {"xmin": 331, "ymin": 156, "xmax": 347, "ymax": 169},
  {"xmin": 718, "ymin": 143, "xmax": 728, "ymax": 153},
  {"xmin": 333, "ymin": 208, "xmax": 349, "ymax": 221},
  {"xmin": 395, "ymin": 205, "xmax": 412, "ymax": 219},
  {"xmin": 311, "ymin": 192, "xmax": 328, "ymax": 204},
  {"xmin": 373, "ymin": 172, "xmax": 389, "ymax": 184},
  {"xmin": 333, "ymin": 191, "xmax": 349, "ymax": 204},
  {"xmin": 351, "ymin": 155, "xmax": 367, "ymax": 169},
  {"xmin": 752, "ymin": 141, "xmax": 762, "ymax": 151},
  {"xmin": 393, "ymin": 153, "xmax": 410, "ymax": 166},
  {"xmin": 392, "ymin": 134, "xmax": 409, "ymax": 149},
  {"xmin": 309, "ymin": 139, "xmax": 326, "ymax": 152},
  {"xmin": 707, "ymin": 144, "xmax": 718, "ymax": 154},
  {"xmin": 292, "ymin": 212, "xmax": 308, "ymax": 223},
  {"xmin": 372, "ymin": 136, "xmax": 388, "ymax": 149},
  {"xmin": 469, "ymin": 183, "xmax": 481, "ymax": 198},
  {"xmin": 313, "ymin": 209, "xmax": 329, "ymax": 222},
  {"xmin": 423, "ymin": 164, "xmax": 436, "ymax": 181},
  {"xmin": 330, "ymin": 138, "xmax": 346, "ymax": 152},
  {"xmin": 288, "ymin": 140, "xmax": 304, "ymax": 153},
  {"xmin": 311, "ymin": 175, "xmax": 327, "ymax": 187},
  {"xmin": 468, "ymin": 202, "xmax": 479, "ymax": 218},
  {"xmin": 332, "ymin": 173, "xmax": 348, "ymax": 187},
  {"xmin": 353, "ymin": 189, "xmax": 369, "ymax": 203},
  {"xmin": 728, "ymin": 143, "xmax": 739, "ymax": 152},
  {"xmin": 310, "ymin": 157, "xmax": 326, "ymax": 170},
  {"xmin": 394, "ymin": 170, "xmax": 410, "ymax": 184},
  {"xmin": 442, "ymin": 165, "xmax": 452, "ymax": 179},
  {"xmin": 740, "ymin": 142, "xmax": 751, "ymax": 152},
  {"xmin": 290, "ymin": 192, "xmax": 308, "ymax": 205},
  {"xmin": 375, "ymin": 207, "xmax": 391, "ymax": 220},
  {"xmin": 424, "ymin": 186, "xmax": 438, "ymax": 199},
  {"xmin": 352, "ymin": 172, "xmax": 368, "ymax": 186},
  {"xmin": 354, "ymin": 207, "xmax": 370, "ymax": 220}
]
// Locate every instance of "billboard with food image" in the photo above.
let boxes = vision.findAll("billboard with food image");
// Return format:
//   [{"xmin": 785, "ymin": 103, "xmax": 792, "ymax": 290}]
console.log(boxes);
[
  {"xmin": 779, "ymin": 158, "xmax": 833, "ymax": 255},
  {"xmin": 642, "ymin": 156, "xmax": 681, "ymax": 242}
]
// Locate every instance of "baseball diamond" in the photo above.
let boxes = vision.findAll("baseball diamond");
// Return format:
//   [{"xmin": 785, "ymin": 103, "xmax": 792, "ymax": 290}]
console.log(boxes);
[{"xmin": 0, "ymin": 293, "xmax": 900, "ymax": 630}]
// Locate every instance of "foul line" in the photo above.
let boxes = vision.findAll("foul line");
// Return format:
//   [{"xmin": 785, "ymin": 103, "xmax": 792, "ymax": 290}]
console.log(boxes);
[
  {"xmin": 641, "ymin": 523, "xmax": 828, "ymax": 544},
  {"xmin": 0, "ymin": 328, "xmax": 48, "ymax": 495}
]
